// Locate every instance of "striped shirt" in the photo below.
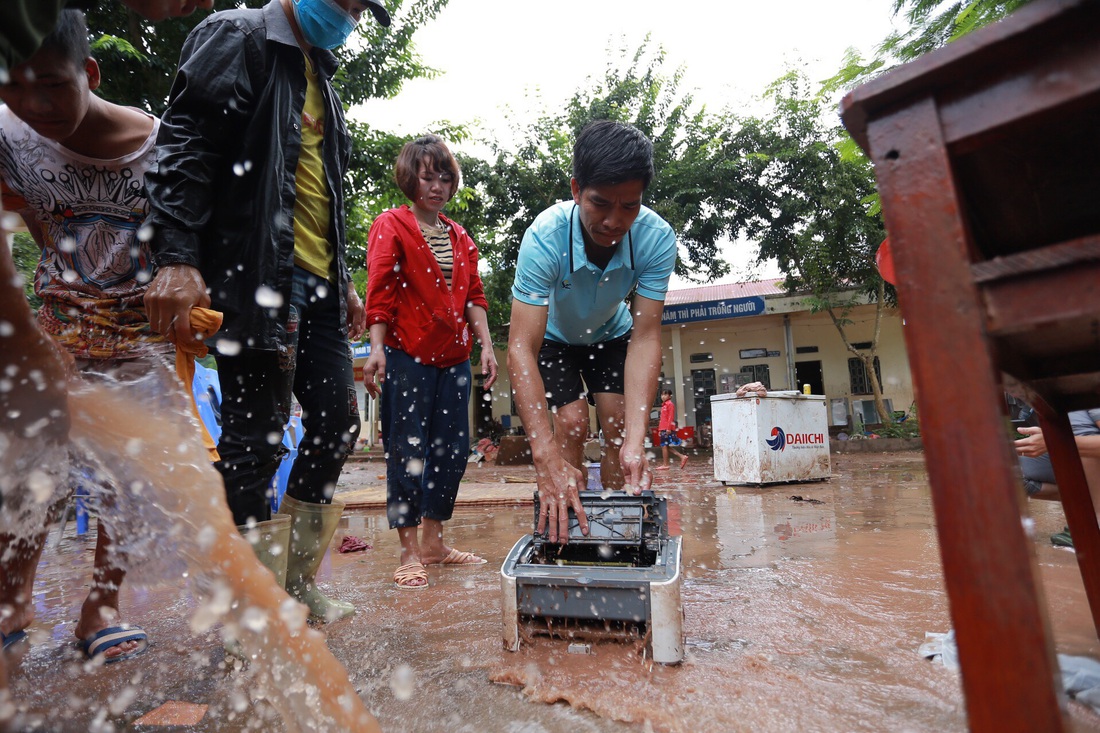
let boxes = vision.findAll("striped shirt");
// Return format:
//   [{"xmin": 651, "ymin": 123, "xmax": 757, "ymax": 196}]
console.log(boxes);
[{"xmin": 420, "ymin": 221, "xmax": 453, "ymax": 289}]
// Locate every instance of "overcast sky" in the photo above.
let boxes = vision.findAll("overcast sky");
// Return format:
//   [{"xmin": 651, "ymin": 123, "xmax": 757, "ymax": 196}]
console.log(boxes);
[{"xmin": 354, "ymin": 0, "xmax": 902, "ymax": 285}]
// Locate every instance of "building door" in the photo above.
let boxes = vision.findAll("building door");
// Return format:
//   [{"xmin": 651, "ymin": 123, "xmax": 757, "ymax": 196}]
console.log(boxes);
[
  {"xmin": 795, "ymin": 360, "xmax": 824, "ymax": 395},
  {"xmin": 691, "ymin": 368, "xmax": 717, "ymax": 424}
]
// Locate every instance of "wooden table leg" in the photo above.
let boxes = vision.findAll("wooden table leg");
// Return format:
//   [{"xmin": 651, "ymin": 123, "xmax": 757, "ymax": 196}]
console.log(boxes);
[
  {"xmin": 867, "ymin": 97, "xmax": 1067, "ymax": 732},
  {"xmin": 1033, "ymin": 398, "xmax": 1100, "ymax": 637}
]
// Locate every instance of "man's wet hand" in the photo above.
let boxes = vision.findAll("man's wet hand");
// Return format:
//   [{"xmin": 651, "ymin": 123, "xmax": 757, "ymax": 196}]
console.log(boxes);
[{"xmin": 536, "ymin": 459, "xmax": 587, "ymax": 543}]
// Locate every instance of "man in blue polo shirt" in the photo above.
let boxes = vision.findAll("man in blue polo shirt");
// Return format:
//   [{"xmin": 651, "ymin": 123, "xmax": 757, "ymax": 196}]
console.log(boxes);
[{"xmin": 508, "ymin": 120, "xmax": 676, "ymax": 543}]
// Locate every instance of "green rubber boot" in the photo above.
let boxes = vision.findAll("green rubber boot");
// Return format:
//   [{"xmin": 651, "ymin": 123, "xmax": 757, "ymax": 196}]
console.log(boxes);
[
  {"xmin": 227, "ymin": 513, "xmax": 290, "ymax": 662},
  {"xmin": 238, "ymin": 514, "xmax": 291, "ymax": 586},
  {"xmin": 282, "ymin": 495, "xmax": 355, "ymax": 623}
]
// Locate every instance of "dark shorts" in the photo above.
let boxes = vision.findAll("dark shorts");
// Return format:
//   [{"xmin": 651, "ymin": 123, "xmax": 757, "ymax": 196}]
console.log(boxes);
[{"xmin": 538, "ymin": 332, "xmax": 631, "ymax": 409}]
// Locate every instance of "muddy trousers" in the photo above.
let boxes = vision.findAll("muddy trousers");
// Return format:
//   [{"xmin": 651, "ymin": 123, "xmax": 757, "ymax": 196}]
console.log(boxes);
[{"xmin": 380, "ymin": 346, "xmax": 471, "ymax": 529}]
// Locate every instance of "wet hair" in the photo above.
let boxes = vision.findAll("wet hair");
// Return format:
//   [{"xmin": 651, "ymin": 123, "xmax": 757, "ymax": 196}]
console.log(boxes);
[
  {"xmin": 394, "ymin": 134, "xmax": 461, "ymax": 203},
  {"xmin": 38, "ymin": 10, "xmax": 92, "ymax": 70},
  {"xmin": 572, "ymin": 120, "xmax": 654, "ymax": 191}
]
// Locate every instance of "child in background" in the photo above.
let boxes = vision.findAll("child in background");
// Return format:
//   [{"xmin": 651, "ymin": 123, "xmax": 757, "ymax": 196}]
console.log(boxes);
[{"xmin": 657, "ymin": 388, "xmax": 688, "ymax": 470}]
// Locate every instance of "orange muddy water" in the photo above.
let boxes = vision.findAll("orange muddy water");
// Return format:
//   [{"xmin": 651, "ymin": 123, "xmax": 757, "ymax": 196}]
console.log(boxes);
[{"xmin": 5, "ymin": 451, "xmax": 1100, "ymax": 731}]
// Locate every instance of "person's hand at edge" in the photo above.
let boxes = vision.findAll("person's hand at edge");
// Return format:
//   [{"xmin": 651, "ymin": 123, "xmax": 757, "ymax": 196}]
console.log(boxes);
[
  {"xmin": 480, "ymin": 346, "xmax": 498, "ymax": 390},
  {"xmin": 346, "ymin": 286, "xmax": 366, "ymax": 342},
  {"xmin": 1015, "ymin": 426, "xmax": 1049, "ymax": 458}
]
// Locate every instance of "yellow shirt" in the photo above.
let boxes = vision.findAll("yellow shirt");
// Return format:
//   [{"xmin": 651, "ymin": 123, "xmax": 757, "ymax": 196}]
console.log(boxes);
[{"xmin": 292, "ymin": 55, "xmax": 333, "ymax": 280}]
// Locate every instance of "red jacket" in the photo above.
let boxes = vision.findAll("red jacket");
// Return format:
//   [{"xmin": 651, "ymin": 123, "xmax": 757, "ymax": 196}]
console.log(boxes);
[
  {"xmin": 365, "ymin": 205, "xmax": 488, "ymax": 368},
  {"xmin": 659, "ymin": 400, "xmax": 677, "ymax": 431}
]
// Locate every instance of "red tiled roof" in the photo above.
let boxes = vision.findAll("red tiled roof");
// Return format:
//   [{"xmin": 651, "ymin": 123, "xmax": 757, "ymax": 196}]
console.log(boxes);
[{"xmin": 664, "ymin": 278, "xmax": 786, "ymax": 306}]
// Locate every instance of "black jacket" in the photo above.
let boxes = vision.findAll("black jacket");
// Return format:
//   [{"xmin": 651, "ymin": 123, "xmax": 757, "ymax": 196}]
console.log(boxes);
[{"xmin": 146, "ymin": 0, "xmax": 351, "ymax": 351}]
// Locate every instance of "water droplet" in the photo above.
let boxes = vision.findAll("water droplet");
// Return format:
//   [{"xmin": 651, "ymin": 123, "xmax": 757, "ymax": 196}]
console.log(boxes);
[
  {"xmin": 217, "ymin": 339, "xmax": 242, "ymax": 356},
  {"xmin": 137, "ymin": 223, "xmax": 154, "ymax": 242},
  {"xmin": 27, "ymin": 469, "xmax": 55, "ymax": 505},
  {"xmin": 108, "ymin": 684, "xmax": 139, "ymax": 715},
  {"xmin": 240, "ymin": 606, "xmax": 269, "ymax": 632},
  {"xmin": 406, "ymin": 458, "xmax": 424, "ymax": 476},
  {"xmin": 255, "ymin": 285, "xmax": 283, "ymax": 308},
  {"xmin": 279, "ymin": 597, "xmax": 308, "ymax": 631},
  {"xmin": 389, "ymin": 663, "xmax": 416, "ymax": 701}
]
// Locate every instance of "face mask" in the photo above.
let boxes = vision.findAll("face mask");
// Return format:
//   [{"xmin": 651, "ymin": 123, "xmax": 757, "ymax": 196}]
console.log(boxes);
[{"xmin": 293, "ymin": 0, "xmax": 358, "ymax": 50}]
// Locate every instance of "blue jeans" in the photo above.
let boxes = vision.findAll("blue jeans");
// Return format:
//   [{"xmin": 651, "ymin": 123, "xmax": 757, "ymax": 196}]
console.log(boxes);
[
  {"xmin": 214, "ymin": 267, "xmax": 361, "ymax": 525},
  {"xmin": 381, "ymin": 346, "xmax": 471, "ymax": 529}
]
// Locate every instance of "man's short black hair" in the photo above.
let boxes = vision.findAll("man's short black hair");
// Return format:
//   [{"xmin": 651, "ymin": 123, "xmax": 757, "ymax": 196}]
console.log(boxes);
[
  {"xmin": 661, "ymin": 388, "xmax": 673, "ymax": 397},
  {"xmin": 38, "ymin": 10, "xmax": 91, "ymax": 69},
  {"xmin": 572, "ymin": 120, "xmax": 654, "ymax": 191}
]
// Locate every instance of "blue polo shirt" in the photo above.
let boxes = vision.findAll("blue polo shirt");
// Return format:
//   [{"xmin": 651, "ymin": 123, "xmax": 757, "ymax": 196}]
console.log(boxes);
[{"xmin": 512, "ymin": 200, "xmax": 677, "ymax": 345}]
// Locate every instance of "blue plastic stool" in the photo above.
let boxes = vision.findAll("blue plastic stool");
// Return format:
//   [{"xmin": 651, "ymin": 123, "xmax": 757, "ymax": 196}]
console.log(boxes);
[
  {"xmin": 74, "ymin": 483, "xmax": 89, "ymax": 535},
  {"xmin": 270, "ymin": 415, "xmax": 303, "ymax": 511},
  {"xmin": 191, "ymin": 362, "xmax": 222, "ymax": 445}
]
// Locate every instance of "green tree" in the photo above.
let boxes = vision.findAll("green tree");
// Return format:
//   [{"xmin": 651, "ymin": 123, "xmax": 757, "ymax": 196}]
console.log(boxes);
[
  {"xmin": 11, "ymin": 233, "xmax": 42, "ymax": 310},
  {"xmin": 827, "ymin": 0, "xmax": 1035, "ymax": 95},
  {"xmin": 728, "ymin": 73, "xmax": 892, "ymax": 423}
]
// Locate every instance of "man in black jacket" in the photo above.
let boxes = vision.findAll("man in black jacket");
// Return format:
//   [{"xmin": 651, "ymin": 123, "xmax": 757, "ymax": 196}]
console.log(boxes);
[{"xmin": 144, "ymin": 0, "xmax": 388, "ymax": 623}]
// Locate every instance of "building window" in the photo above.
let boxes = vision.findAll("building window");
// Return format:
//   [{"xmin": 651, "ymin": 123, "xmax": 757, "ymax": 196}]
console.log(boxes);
[
  {"xmin": 852, "ymin": 341, "xmax": 873, "ymax": 350},
  {"xmin": 795, "ymin": 345, "xmax": 819, "ymax": 354},
  {"xmin": 689, "ymin": 352, "xmax": 714, "ymax": 363},
  {"xmin": 739, "ymin": 364, "xmax": 771, "ymax": 389},
  {"xmin": 848, "ymin": 356, "xmax": 882, "ymax": 395}
]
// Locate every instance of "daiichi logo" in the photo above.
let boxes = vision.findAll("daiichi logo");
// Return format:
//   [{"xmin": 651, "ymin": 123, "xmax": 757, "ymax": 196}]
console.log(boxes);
[
  {"xmin": 767, "ymin": 426, "xmax": 826, "ymax": 451},
  {"xmin": 766, "ymin": 426, "xmax": 786, "ymax": 452}
]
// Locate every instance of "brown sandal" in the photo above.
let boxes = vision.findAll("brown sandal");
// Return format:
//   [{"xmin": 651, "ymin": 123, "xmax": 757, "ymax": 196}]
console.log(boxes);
[{"xmin": 393, "ymin": 562, "xmax": 429, "ymax": 590}]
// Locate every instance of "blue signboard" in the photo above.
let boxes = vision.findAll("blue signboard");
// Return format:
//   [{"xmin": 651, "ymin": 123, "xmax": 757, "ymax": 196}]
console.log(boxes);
[
  {"xmin": 351, "ymin": 341, "xmax": 371, "ymax": 359},
  {"xmin": 661, "ymin": 296, "xmax": 766, "ymax": 325}
]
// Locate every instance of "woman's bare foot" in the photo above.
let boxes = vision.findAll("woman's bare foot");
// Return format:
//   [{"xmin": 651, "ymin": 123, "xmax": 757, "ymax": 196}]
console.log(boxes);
[{"xmin": 396, "ymin": 528, "xmax": 427, "ymax": 587}]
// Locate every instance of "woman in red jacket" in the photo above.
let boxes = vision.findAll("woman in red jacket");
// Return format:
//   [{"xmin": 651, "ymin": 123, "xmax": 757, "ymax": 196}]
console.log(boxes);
[{"xmin": 362, "ymin": 135, "xmax": 498, "ymax": 589}]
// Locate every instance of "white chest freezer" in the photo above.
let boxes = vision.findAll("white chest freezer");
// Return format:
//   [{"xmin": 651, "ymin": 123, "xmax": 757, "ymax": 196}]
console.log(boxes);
[{"xmin": 711, "ymin": 393, "xmax": 832, "ymax": 485}]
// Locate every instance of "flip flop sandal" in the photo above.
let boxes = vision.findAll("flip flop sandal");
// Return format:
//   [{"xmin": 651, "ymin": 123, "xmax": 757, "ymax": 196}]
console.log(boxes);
[
  {"xmin": 79, "ymin": 625, "xmax": 149, "ymax": 663},
  {"xmin": 428, "ymin": 549, "xmax": 487, "ymax": 566},
  {"xmin": 1, "ymin": 629, "xmax": 27, "ymax": 651},
  {"xmin": 393, "ymin": 562, "xmax": 429, "ymax": 590}
]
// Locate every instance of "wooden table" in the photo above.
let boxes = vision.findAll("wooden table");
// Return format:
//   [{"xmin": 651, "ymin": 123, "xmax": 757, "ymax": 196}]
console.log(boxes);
[{"xmin": 840, "ymin": 1, "xmax": 1100, "ymax": 729}]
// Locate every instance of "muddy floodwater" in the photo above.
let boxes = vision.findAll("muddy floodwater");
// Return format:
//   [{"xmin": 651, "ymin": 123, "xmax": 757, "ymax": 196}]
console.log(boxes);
[{"xmin": 6, "ymin": 451, "xmax": 1100, "ymax": 731}]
